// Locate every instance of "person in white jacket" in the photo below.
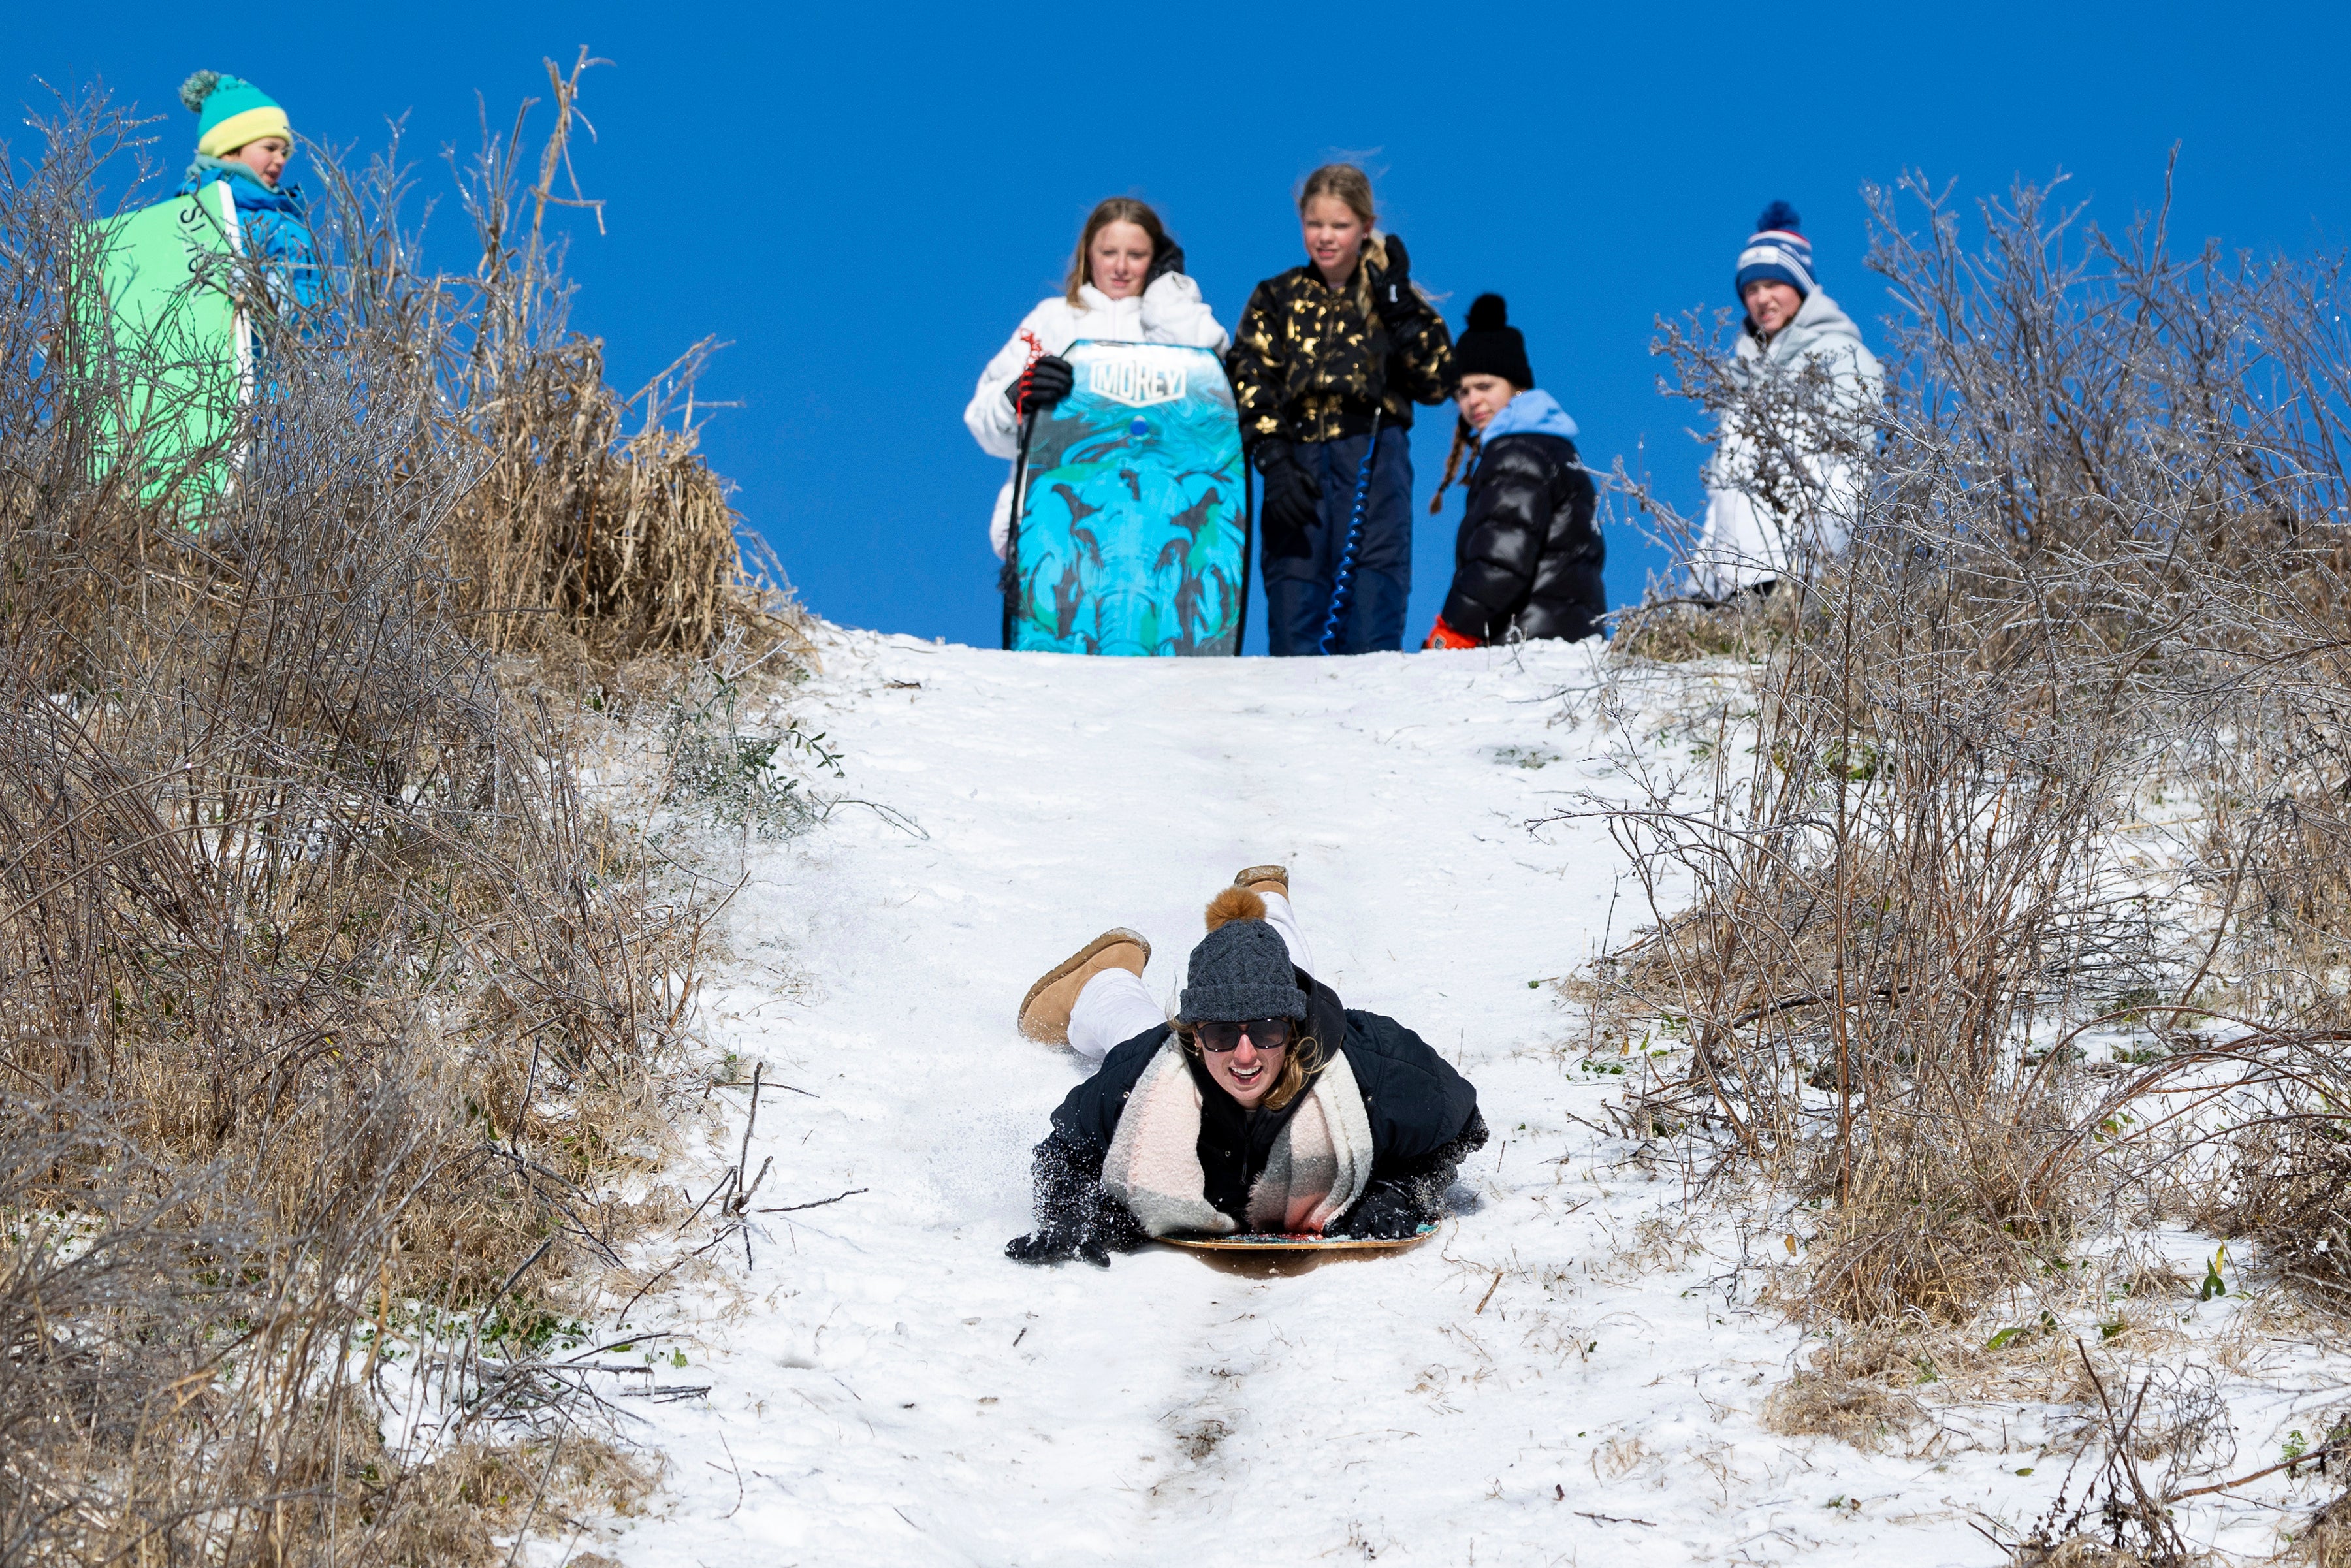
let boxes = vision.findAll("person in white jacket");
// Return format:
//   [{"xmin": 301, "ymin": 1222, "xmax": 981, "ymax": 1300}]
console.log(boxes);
[
  {"xmin": 964, "ymin": 198, "xmax": 1229, "ymax": 559},
  {"xmin": 1687, "ymin": 202, "xmax": 1884, "ymax": 601}
]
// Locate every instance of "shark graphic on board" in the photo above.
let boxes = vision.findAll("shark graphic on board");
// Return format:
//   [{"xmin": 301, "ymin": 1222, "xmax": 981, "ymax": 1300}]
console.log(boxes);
[{"xmin": 1004, "ymin": 342, "xmax": 1245, "ymax": 657}]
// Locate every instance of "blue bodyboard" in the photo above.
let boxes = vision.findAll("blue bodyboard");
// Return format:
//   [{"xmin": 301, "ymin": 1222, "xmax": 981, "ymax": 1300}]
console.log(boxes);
[{"xmin": 1005, "ymin": 340, "xmax": 1249, "ymax": 656}]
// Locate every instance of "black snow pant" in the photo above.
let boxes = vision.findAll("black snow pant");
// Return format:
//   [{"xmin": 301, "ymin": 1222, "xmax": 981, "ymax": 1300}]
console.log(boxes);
[{"xmin": 1261, "ymin": 426, "xmax": 1413, "ymax": 656}]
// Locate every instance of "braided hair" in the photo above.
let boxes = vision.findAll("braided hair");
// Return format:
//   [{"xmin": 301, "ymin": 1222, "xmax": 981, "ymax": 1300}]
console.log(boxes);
[{"xmin": 1430, "ymin": 415, "xmax": 1479, "ymax": 515}]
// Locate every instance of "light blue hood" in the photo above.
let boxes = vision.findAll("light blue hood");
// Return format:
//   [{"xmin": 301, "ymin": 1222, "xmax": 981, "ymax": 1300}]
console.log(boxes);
[{"xmin": 1478, "ymin": 387, "xmax": 1578, "ymax": 443}]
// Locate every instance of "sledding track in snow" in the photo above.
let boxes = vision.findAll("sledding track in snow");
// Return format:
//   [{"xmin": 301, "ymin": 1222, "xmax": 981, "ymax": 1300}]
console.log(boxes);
[{"xmin": 595, "ymin": 630, "xmax": 2041, "ymax": 1568}]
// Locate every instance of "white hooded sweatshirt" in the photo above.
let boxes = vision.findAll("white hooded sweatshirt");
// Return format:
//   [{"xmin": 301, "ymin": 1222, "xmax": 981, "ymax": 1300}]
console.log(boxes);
[
  {"xmin": 964, "ymin": 275, "xmax": 1230, "ymax": 558},
  {"xmin": 1687, "ymin": 287, "xmax": 1883, "ymax": 599}
]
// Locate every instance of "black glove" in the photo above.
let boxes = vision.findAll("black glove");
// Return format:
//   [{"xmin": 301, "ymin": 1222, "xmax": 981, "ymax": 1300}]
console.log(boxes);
[
  {"xmin": 1008, "ymin": 1130, "xmax": 1147, "ymax": 1265},
  {"xmin": 1368, "ymin": 234, "xmax": 1426, "ymax": 328},
  {"xmin": 1145, "ymin": 240, "xmax": 1187, "ymax": 286},
  {"xmin": 1332, "ymin": 1180, "xmax": 1430, "ymax": 1240},
  {"xmin": 1004, "ymin": 353, "xmax": 1074, "ymax": 413},
  {"xmin": 1006, "ymin": 1214, "xmax": 1112, "ymax": 1268},
  {"xmin": 1253, "ymin": 438, "xmax": 1324, "ymax": 551}
]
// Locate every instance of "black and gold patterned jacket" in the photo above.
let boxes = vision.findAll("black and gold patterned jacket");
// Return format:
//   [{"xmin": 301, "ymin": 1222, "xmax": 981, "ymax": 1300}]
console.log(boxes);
[{"xmin": 1226, "ymin": 257, "xmax": 1456, "ymax": 446}]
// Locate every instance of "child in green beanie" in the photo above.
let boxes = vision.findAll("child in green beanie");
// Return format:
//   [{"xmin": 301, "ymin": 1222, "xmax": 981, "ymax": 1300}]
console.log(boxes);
[{"xmin": 174, "ymin": 70, "xmax": 318, "ymax": 312}]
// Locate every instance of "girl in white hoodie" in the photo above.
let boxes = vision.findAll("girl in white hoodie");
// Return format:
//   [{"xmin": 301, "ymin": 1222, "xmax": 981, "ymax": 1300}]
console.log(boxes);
[{"xmin": 964, "ymin": 198, "xmax": 1229, "ymax": 558}]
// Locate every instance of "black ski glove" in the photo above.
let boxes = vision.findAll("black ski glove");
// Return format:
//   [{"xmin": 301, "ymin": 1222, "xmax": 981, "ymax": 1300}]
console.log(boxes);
[
  {"xmin": 1253, "ymin": 438, "xmax": 1324, "ymax": 552},
  {"xmin": 1332, "ymin": 1180, "xmax": 1430, "ymax": 1240},
  {"xmin": 1006, "ymin": 1213, "xmax": 1112, "ymax": 1268},
  {"xmin": 1145, "ymin": 240, "xmax": 1187, "ymax": 286},
  {"xmin": 1008, "ymin": 1129, "xmax": 1147, "ymax": 1266},
  {"xmin": 1369, "ymin": 234, "xmax": 1427, "ymax": 328},
  {"xmin": 1005, "ymin": 353, "xmax": 1074, "ymax": 413}
]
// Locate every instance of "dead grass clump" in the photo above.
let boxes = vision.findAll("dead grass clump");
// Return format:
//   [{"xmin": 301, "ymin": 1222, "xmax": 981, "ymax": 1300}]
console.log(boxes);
[
  {"xmin": 2284, "ymin": 1490, "xmax": 2351, "ymax": 1568},
  {"xmin": 432, "ymin": 52, "xmax": 809, "ymax": 667},
  {"xmin": 2015, "ymin": 1540, "xmax": 2173, "ymax": 1568},
  {"xmin": 1760, "ymin": 1370, "xmax": 1926, "ymax": 1452},
  {"xmin": 444, "ymin": 334, "xmax": 801, "ymax": 662},
  {"xmin": 1800, "ymin": 1118, "xmax": 2073, "ymax": 1325},
  {"xmin": 375, "ymin": 1436, "xmax": 660, "ymax": 1566},
  {"xmin": 1804, "ymin": 1196, "xmax": 2032, "ymax": 1328},
  {"xmin": 1610, "ymin": 587, "xmax": 1800, "ymax": 664}
]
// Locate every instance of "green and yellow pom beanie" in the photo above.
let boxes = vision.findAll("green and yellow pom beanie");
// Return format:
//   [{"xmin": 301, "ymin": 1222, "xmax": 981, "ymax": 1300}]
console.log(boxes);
[{"xmin": 180, "ymin": 71, "xmax": 291, "ymax": 159}]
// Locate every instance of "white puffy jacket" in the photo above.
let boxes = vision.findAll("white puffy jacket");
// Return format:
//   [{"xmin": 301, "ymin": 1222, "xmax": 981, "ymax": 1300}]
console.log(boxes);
[
  {"xmin": 1687, "ymin": 287, "xmax": 1884, "ymax": 598},
  {"xmin": 965, "ymin": 275, "xmax": 1229, "ymax": 557}
]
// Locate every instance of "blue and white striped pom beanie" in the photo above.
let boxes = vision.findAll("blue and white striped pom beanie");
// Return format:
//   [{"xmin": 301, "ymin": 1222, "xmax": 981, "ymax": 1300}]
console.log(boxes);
[{"xmin": 1734, "ymin": 200, "xmax": 1815, "ymax": 301}]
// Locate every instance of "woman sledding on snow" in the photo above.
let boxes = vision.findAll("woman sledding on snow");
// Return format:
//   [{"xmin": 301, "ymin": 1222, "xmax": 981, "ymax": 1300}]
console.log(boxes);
[
  {"xmin": 176, "ymin": 70, "xmax": 320, "ymax": 315},
  {"xmin": 1227, "ymin": 165, "xmax": 1455, "ymax": 656},
  {"xmin": 1422, "ymin": 295, "xmax": 1605, "ymax": 649},
  {"xmin": 1686, "ymin": 202, "xmax": 1883, "ymax": 601},
  {"xmin": 964, "ymin": 198, "xmax": 1229, "ymax": 560},
  {"xmin": 1006, "ymin": 869, "xmax": 1487, "ymax": 1264}
]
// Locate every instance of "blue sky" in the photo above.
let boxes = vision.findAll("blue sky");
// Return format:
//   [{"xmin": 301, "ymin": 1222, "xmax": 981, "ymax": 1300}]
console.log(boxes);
[{"xmin": 18, "ymin": 2, "xmax": 2349, "ymax": 651}]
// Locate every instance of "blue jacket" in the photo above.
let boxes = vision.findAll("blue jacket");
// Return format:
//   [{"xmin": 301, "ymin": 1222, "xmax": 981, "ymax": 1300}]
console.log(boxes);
[
  {"xmin": 176, "ymin": 159, "xmax": 321, "ymax": 313},
  {"xmin": 1475, "ymin": 387, "xmax": 1579, "ymax": 443}
]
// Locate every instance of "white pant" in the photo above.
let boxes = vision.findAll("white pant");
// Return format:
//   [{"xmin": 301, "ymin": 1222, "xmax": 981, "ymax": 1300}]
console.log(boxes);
[{"xmin": 1067, "ymin": 893, "xmax": 1313, "ymax": 1063}]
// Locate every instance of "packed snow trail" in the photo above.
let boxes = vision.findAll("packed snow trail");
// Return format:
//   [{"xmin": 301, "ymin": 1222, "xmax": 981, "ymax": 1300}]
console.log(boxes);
[{"xmin": 594, "ymin": 631, "xmax": 2054, "ymax": 1568}]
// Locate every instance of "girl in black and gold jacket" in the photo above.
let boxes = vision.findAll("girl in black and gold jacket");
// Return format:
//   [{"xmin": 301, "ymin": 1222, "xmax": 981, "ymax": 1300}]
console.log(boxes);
[{"xmin": 1226, "ymin": 164, "xmax": 1454, "ymax": 656}]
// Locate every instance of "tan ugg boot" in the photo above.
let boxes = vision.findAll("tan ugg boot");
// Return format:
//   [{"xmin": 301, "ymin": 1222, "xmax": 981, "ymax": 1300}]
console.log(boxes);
[
  {"xmin": 1232, "ymin": 863, "xmax": 1289, "ymax": 901},
  {"xmin": 1017, "ymin": 928, "xmax": 1151, "ymax": 1045},
  {"xmin": 1205, "ymin": 886, "xmax": 1266, "ymax": 932}
]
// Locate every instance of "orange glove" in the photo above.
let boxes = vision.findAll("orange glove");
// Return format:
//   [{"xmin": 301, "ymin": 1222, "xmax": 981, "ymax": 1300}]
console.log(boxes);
[{"xmin": 1422, "ymin": 615, "xmax": 1479, "ymax": 650}]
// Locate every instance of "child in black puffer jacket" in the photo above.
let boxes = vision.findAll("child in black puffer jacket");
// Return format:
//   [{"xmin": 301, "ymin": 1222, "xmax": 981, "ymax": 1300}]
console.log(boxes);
[{"xmin": 1424, "ymin": 295, "xmax": 1604, "ymax": 648}]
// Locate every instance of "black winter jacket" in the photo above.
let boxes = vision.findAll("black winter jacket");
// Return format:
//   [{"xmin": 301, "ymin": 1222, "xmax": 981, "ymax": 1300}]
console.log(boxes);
[
  {"xmin": 1029, "ymin": 970, "xmax": 1486, "ymax": 1243},
  {"xmin": 1226, "ymin": 262, "xmax": 1455, "ymax": 445},
  {"xmin": 1441, "ymin": 431, "xmax": 1605, "ymax": 644}
]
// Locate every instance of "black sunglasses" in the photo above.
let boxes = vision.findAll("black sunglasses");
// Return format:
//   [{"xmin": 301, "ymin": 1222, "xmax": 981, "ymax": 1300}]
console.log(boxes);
[{"xmin": 1194, "ymin": 1017, "xmax": 1295, "ymax": 1053}]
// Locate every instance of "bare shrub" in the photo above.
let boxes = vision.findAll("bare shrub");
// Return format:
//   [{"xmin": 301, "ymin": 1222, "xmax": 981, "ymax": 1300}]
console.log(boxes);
[
  {"xmin": 1588, "ymin": 158, "xmax": 2351, "ymax": 1326},
  {"xmin": 0, "ymin": 67, "xmax": 782, "ymax": 1561},
  {"xmin": 2161, "ymin": 1033, "xmax": 2351, "ymax": 1312},
  {"xmin": 2007, "ymin": 1349, "xmax": 2230, "ymax": 1568}
]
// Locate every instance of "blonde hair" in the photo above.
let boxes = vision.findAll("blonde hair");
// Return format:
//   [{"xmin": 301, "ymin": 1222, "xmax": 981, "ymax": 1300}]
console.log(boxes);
[
  {"xmin": 1065, "ymin": 198, "xmax": 1172, "ymax": 306},
  {"xmin": 1180, "ymin": 1017, "xmax": 1328, "ymax": 1112},
  {"xmin": 1297, "ymin": 163, "xmax": 1388, "ymax": 308}
]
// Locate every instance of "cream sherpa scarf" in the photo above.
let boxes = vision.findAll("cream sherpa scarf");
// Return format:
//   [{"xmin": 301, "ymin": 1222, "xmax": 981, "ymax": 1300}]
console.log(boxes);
[{"xmin": 1099, "ymin": 1036, "xmax": 1375, "ymax": 1237}]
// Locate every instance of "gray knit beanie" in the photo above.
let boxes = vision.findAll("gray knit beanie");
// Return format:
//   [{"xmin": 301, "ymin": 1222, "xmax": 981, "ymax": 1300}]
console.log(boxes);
[{"xmin": 1179, "ymin": 918, "xmax": 1305, "ymax": 1023}]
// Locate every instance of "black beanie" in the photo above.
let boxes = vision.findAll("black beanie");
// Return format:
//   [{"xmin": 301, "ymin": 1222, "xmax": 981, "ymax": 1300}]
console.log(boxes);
[
  {"xmin": 1451, "ymin": 293, "xmax": 1535, "ymax": 389},
  {"xmin": 1179, "ymin": 919, "xmax": 1306, "ymax": 1023}
]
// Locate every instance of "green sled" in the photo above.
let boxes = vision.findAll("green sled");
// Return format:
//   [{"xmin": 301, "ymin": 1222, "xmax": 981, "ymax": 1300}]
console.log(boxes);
[{"xmin": 89, "ymin": 183, "xmax": 251, "ymax": 522}]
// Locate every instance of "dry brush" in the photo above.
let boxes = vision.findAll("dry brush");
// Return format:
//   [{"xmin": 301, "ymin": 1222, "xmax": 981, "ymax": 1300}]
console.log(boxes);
[{"xmin": 0, "ymin": 65, "xmax": 799, "ymax": 1564}]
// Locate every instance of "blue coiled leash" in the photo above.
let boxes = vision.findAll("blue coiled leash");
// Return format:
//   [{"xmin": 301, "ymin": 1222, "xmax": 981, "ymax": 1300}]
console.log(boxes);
[{"xmin": 1317, "ymin": 411, "xmax": 1383, "ymax": 654}]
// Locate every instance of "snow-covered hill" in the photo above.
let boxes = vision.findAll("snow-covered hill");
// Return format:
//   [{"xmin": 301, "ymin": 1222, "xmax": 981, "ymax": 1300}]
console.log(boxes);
[{"xmin": 580, "ymin": 632, "xmax": 2278, "ymax": 1568}]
